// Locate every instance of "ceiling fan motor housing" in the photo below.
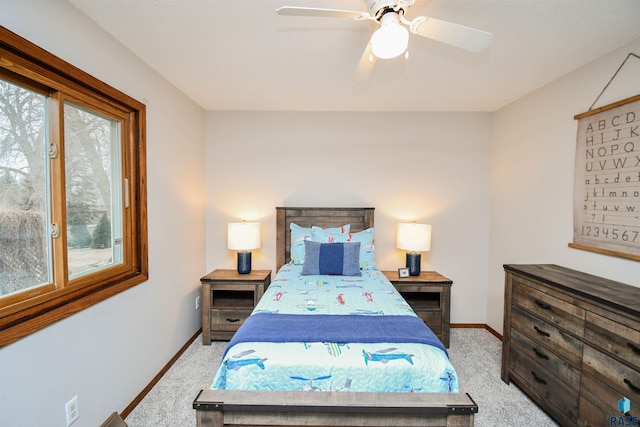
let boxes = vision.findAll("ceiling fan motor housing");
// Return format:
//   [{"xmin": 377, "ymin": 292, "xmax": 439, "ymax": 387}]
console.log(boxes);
[
  {"xmin": 367, "ymin": 0, "xmax": 400, "ymax": 19},
  {"xmin": 367, "ymin": 0, "xmax": 416, "ymax": 18}
]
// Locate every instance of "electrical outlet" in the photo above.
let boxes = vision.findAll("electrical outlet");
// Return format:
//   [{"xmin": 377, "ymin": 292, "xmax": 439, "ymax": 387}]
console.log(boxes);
[
  {"xmin": 195, "ymin": 295, "xmax": 201, "ymax": 310},
  {"xmin": 65, "ymin": 396, "xmax": 79, "ymax": 426}
]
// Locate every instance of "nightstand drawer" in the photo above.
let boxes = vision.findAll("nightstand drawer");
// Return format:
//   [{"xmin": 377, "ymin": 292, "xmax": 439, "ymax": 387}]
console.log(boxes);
[
  {"xmin": 211, "ymin": 308, "xmax": 252, "ymax": 331},
  {"xmin": 414, "ymin": 310, "xmax": 442, "ymax": 334}
]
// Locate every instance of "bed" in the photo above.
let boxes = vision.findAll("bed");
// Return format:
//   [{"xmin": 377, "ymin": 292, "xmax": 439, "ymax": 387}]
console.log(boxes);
[{"xmin": 193, "ymin": 207, "xmax": 477, "ymax": 427}]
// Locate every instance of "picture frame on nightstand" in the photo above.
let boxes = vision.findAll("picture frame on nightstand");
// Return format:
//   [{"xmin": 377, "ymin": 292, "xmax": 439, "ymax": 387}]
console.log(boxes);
[{"xmin": 398, "ymin": 267, "xmax": 410, "ymax": 278}]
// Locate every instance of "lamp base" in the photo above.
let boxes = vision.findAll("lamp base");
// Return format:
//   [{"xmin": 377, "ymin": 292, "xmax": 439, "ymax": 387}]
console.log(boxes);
[
  {"xmin": 406, "ymin": 252, "xmax": 421, "ymax": 276},
  {"xmin": 237, "ymin": 252, "xmax": 252, "ymax": 274}
]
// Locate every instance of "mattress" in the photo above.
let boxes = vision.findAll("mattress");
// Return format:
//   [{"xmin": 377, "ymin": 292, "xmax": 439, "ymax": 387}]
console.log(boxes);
[{"xmin": 211, "ymin": 264, "xmax": 459, "ymax": 393}]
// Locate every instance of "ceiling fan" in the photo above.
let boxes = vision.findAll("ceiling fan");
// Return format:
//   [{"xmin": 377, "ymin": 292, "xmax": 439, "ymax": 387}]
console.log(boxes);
[{"xmin": 276, "ymin": 0, "xmax": 492, "ymax": 79}]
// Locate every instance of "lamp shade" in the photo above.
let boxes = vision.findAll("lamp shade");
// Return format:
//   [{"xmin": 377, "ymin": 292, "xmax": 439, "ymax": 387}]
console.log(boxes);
[
  {"xmin": 370, "ymin": 12, "xmax": 409, "ymax": 59},
  {"xmin": 396, "ymin": 223, "xmax": 432, "ymax": 252},
  {"xmin": 228, "ymin": 222, "xmax": 261, "ymax": 251}
]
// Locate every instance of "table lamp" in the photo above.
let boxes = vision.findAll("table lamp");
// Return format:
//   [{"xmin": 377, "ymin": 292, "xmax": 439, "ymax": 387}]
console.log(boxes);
[
  {"xmin": 396, "ymin": 222, "xmax": 431, "ymax": 276},
  {"xmin": 228, "ymin": 221, "xmax": 261, "ymax": 274}
]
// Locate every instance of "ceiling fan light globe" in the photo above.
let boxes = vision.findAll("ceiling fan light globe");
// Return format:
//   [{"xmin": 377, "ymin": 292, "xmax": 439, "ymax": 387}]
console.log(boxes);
[{"xmin": 370, "ymin": 16, "xmax": 409, "ymax": 59}]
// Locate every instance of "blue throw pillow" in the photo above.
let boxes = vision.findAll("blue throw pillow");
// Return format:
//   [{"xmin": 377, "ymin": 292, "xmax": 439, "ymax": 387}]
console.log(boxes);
[{"xmin": 301, "ymin": 241, "xmax": 361, "ymax": 276}]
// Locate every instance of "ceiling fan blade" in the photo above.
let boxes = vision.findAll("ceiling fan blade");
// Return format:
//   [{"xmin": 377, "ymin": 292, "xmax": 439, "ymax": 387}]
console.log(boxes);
[
  {"xmin": 355, "ymin": 41, "xmax": 377, "ymax": 82},
  {"xmin": 276, "ymin": 6, "xmax": 369, "ymax": 20},
  {"xmin": 410, "ymin": 16, "xmax": 492, "ymax": 52}
]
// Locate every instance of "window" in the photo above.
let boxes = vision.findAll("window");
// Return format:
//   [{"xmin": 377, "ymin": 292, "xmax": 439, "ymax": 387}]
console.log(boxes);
[{"xmin": 0, "ymin": 26, "xmax": 148, "ymax": 345}]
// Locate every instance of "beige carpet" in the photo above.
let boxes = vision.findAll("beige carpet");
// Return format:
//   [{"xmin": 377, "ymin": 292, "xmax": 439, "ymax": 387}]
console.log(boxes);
[{"xmin": 125, "ymin": 328, "xmax": 558, "ymax": 426}]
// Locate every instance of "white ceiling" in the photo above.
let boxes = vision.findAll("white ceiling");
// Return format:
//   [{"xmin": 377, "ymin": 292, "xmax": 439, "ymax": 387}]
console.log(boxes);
[{"xmin": 67, "ymin": 0, "xmax": 640, "ymax": 112}]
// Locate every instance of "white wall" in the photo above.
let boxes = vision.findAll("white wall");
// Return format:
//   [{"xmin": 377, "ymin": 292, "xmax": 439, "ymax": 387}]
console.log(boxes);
[
  {"xmin": 0, "ymin": 1, "xmax": 206, "ymax": 426},
  {"xmin": 205, "ymin": 111, "xmax": 493, "ymax": 324},
  {"xmin": 488, "ymin": 38, "xmax": 640, "ymax": 332}
]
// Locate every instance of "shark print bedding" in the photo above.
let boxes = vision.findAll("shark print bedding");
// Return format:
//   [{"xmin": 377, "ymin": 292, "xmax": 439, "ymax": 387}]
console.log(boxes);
[{"xmin": 211, "ymin": 264, "xmax": 459, "ymax": 393}]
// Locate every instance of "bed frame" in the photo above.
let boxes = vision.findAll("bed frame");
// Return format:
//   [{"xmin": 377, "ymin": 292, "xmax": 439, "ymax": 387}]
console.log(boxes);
[{"xmin": 193, "ymin": 207, "xmax": 478, "ymax": 427}]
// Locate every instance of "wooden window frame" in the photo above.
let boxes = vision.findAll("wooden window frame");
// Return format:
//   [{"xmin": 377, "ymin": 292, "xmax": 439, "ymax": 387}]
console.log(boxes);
[{"xmin": 0, "ymin": 26, "xmax": 148, "ymax": 346}]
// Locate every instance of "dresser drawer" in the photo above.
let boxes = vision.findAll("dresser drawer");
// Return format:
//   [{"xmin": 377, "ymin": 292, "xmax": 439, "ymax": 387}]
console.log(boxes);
[
  {"xmin": 510, "ymin": 328, "xmax": 581, "ymax": 391},
  {"xmin": 585, "ymin": 311, "xmax": 640, "ymax": 371},
  {"xmin": 509, "ymin": 346, "xmax": 579, "ymax": 424},
  {"xmin": 512, "ymin": 278, "xmax": 585, "ymax": 337},
  {"xmin": 583, "ymin": 344, "xmax": 640, "ymax": 404},
  {"xmin": 211, "ymin": 308, "xmax": 252, "ymax": 331},
  {"xmin": 512, "ymin": 305, "xmax": 584, "ymax": 366},
  {"xmin": 579, "ymin": 372, "xmax": 640, "ymax": 427}
]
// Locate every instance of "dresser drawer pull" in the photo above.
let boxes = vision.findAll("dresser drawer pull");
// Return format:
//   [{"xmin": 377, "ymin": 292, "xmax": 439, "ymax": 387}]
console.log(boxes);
[
  {"xmin": 534, "ymin": 326, "xmax": 550, "ymax": 337},
  {"xmin": 624, "ymin": 378, "xmax": 640, "ymax": 394},
  {"xmin": 226, "ymin": 318, "xmax": 240, "ymax": 323},
  {"xmin": 534, "ymin": 299, "xmax": 552, "ymax": 310},
  {"xmin": 532, "ymin": 347, "xmax": 549, "ymax": 360},
  {"xmin": 628, "ymin": 342, "xmax": 640, "ymax": 355},
  {"xmin": 531, "ymin": 371, "xmax": 547, "ymax": 385}
]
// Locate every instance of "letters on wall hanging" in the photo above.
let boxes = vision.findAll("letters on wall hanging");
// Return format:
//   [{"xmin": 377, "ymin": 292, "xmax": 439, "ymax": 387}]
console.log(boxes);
[{"xmin": 570, "ymin": 94, "xmax": 640, "ymax": 260}]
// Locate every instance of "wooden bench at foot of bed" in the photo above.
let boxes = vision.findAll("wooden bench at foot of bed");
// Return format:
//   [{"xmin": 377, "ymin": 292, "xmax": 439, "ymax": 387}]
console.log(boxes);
[{"xmin": 193, "ymin": 389, "xmax": 478, "ymax": 427}]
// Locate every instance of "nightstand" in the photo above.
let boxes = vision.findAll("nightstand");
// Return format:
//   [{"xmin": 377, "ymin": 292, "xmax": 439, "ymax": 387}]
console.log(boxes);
[
  {"xmin": 200, "ymin": 269, "xmax": 271, "ymax": 345},
  {"xmin": 382, "ymin": 270, "xmax": 452, "ymax": 348}
]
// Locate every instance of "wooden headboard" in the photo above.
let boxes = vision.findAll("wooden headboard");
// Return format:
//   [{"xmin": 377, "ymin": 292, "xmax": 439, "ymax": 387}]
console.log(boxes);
[{"xmin": 275, "ymin": 207, "xmax": 375, "ymax": 271}]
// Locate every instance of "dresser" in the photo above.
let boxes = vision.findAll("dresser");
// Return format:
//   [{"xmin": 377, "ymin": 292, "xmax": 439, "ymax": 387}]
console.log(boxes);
[
  {"xmin": 200, "ymin": 269, "xmax": 271, "ymax": 344},
  {"xmin": 502, "ymin": 264, "xmax": 640, "ymax": 426},
  {"xmin": 382, "ymin": 270, "xmax": 452, "ymax": 348}
]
